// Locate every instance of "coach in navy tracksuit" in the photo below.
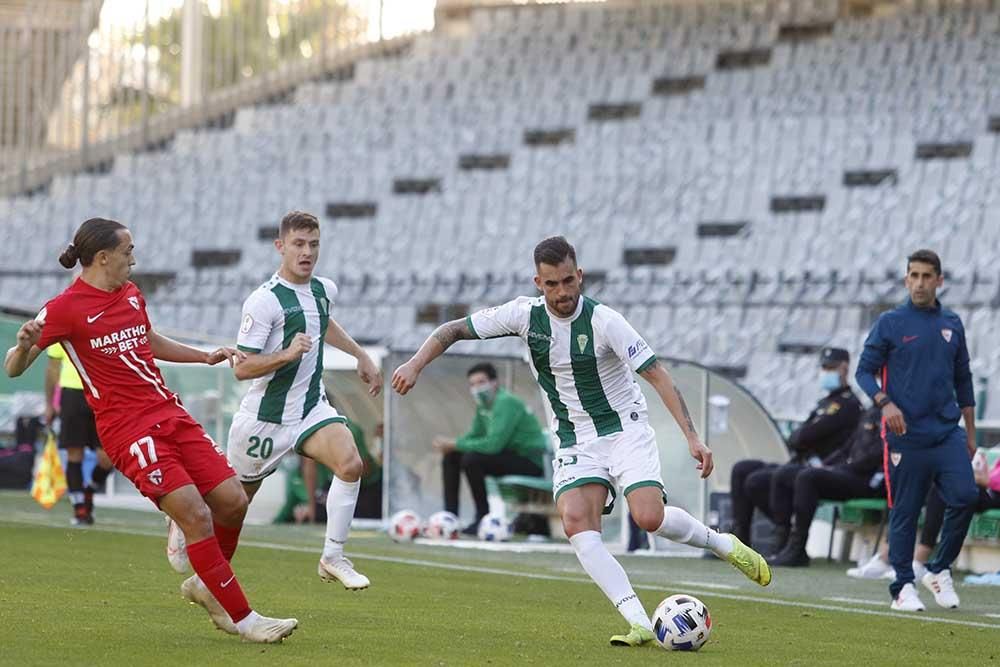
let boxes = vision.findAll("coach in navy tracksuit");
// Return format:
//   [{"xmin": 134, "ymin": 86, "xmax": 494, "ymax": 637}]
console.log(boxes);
[{"xmin": 855, "ymin": 249, "xmax": 978, "ymax": 612}]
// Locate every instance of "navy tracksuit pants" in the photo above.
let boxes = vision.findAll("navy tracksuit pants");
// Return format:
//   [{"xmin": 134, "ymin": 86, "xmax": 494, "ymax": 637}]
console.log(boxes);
[{"xmin": 886, "ymin": 427, "xmax": 979, "ymax": 598}]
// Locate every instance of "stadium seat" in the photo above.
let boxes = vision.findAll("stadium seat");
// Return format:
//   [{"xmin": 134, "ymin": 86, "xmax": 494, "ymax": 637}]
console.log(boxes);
[{"xmin": 3, "ymin": 0, "xmax": 1000, "ymax": 422}]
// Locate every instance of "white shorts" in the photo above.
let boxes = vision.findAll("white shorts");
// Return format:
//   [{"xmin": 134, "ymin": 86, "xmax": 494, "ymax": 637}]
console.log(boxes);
[
  {"xmin": 227, "ymin": 402, "xmax": 345, "ymax": 483},
  {"xmin": 551, "ymin": 423, "xmax": 665, "ymax": 515}
]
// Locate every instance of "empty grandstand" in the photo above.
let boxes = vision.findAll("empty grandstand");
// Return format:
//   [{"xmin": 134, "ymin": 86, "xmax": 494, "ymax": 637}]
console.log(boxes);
[{"xmin": 2, "ymin": 0, "xmax": 999, "ymax": 426}]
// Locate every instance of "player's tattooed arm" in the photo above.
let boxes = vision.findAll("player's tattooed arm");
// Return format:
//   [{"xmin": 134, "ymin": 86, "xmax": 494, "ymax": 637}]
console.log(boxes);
[
  {"xmin": 640, "ymin": 360, "xmax": 714, "ymax": 478},
  {"xmin": 431, "ymin": 319, "xmax": 477, "ymax": 352},
  {"xmin": 674, "ymin": 381, "xmax": 698, "ymax": 436},
  {"xmin": 639, "ymin": 360, "xmax": 699, "ymax": 439},
  {"xmin": 392, "ymin": 319, "xmax": 476, "ymax": 395}
]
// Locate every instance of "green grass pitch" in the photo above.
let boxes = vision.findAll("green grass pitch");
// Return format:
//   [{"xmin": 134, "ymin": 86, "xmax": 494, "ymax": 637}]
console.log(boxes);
[{"xmin": 1, "ymin": 491, "xmax": 997, "ymax": 666}]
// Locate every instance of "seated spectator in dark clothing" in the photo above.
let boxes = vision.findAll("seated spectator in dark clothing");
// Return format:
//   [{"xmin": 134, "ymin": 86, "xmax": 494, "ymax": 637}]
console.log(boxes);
[
  {"xmin": 436, "ymin": 362, "xmax": 548, "ymax": 535},
  {"xmin": 276, "ymin": 417, "xmax": 383, "ymax": 523},
  {"xmin": 730, "ymin": 347, "xmax": 861, "ymax": 551},
  {"xmin": 769, "ymin": 406, "xmax": 886, "ymax": 566},
  {"xmin": 351, "ymin": 420, "xmax": 383, "ymax": 519}
]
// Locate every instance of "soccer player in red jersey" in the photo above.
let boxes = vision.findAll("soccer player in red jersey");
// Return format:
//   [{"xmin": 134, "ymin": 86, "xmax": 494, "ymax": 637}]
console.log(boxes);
[{"xmin": 4, "ymin": 218, "xmax": 297, "ymax": 643}]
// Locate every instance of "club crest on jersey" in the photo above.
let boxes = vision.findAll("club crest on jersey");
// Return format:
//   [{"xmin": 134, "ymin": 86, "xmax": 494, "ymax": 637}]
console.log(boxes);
[
  {"xmin": 128, "ymin": 296, "xmax": 140, "ymax": 311},
  {"xmin": 147, "ymin": 468, "xmax": 163, "ymax": 485},
  {"xmin": 941, "ymin": 328, "xmax": 953, "ymax": 343},
  {"xmin": 576, "ymin": 334, "xmax": 589, "ymax": 353},
  {"xmin": 890, "ymin": 452, "xmax": 902, "ymax": 467},
  {"xmin": 240, "ymin": 314, "xmax": 254, "ymax": 334}
]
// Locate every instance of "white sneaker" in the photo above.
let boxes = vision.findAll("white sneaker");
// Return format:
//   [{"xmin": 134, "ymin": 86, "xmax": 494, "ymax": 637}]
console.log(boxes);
[
  {"xmin": 180, "ymin": 575, "xmax": 239, "ymax": 635},
  {"xmin": 166, "ymin": 517, "xmax": 191, "ymax": 574},
  {"xmin": 912, "ymin": 560, "xmax": 928, "ymax": 581},
  {"xmin": 922, "ymin": 569, "xmax": 960, "ymax": 609},
  {"xmin": 318, "ymin": 556, "xmax": 370, "ymax": 590},
  {"xmin": 237, "ymin": 612, "xmax": 299, "ymax": 644},
  {"xmin": 890, "ymin": 583, "xmax": 926, "ymax": 612},
  {"xmin": 847, "ymin": 553, "xmax": 893, "ymax": 580}
]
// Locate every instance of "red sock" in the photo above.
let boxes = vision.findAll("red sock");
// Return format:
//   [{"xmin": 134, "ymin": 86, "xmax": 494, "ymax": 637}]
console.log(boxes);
[
  {"xmin": 186, "ymin": 536, "xmax": 252, "ymax": 623},
  {"xmin": 214, "ymin": 521, "xmax": 243, "ymax": 561}
]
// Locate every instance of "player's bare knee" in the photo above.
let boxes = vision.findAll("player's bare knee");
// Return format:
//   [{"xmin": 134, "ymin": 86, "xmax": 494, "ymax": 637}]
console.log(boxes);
[
  {"xmin": 631, "ymin": 505, "xmax": 664, "ymax": 533},
  {"xmin": 180, "ymin": 502, "xmax": 215, "ymax": 541},
  {"xmin": 560, "ymin": 506, "xmax": 595, "ymax": 537},
  {"xmin": 337, "ymin": 453, "xmax": 364, "ymax": 482},
  {"xmin": 217, "ymin": 491, "xmax": 248, "ymax": 525}
]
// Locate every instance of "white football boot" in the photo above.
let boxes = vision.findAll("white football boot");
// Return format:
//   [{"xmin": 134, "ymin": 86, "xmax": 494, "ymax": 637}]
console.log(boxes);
[
  {"xmin": 237, "ymin": 612, "xmax": 299, "ymax": 644},
  {"xmin": 890, "ymin": 583, "xmax": 926, "ymax": 612},
  {"xmin": 180, "ymin": 575, "xmax": 239, "ymax": 634},
  {"xmin": 318, "ymin": 556, "xmax": 370, "ymax": 590},
  {"xmin": 166, "ymin": 517, "xmax": 191, "ymax": 574},
  {"xmin": 921, "ymin": 569, "xmax": 960, "ymax": 609}
]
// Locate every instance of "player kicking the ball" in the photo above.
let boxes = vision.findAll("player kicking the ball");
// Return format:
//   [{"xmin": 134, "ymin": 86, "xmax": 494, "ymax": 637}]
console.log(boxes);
[
  {"xmin": 167, "ymin": 211, "xmax": 381, "ymax": 597},
  {"xmin": 4, "ymin": 218, "xmax": 297, "ymax": 643},
  {"xmin": 392, "ymin": 236, "xmax": 771, "ymax": 647}
]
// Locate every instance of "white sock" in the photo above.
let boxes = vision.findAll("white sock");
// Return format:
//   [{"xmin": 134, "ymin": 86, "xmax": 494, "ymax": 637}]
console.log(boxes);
[
  {"xmin": 569, "ymin": 530, "xmax": 651, "ymax": 630},
  {"xmin": 321, "ymin": 476, "xmax": 360, "ymax": 562},
  {"xmin": 235, "ymin": 610, "xmax": 261, "ymax": 633},
  {"xmin": 656, "ymin": 506, "xmax": 733, "ymax": 558}
]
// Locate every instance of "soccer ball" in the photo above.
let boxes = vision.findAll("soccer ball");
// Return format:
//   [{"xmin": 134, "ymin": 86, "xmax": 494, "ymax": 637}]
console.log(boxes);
[
  {"xmin": 476, "ymin": 513, "xmax": 512, "ymax": 542},
  {"xmin": 651, "ymin": 594, "xmax": 712, "ymax": 651},
  {"xmin": 388, "ymin": 510, "xmax": 422, "ymax": 542},
  {"xmin": 424, "ymin": 511, "xmax": 461, "ymax": 540}
]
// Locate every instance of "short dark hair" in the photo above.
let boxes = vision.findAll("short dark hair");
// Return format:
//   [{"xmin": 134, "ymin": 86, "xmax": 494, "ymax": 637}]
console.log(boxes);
[
  {"xmin": 280, "ymin": 210, "xmax": 320, "ymax": 238},
  {"xmin": 59, "ymin": 217, "xmax": 127, "ymax": 269},
  {"xmin": 907, "ymin": 249, "xmax": 942, "ymax": 276},
  {"xmin": 467, "ymin": 362, "xmax": 498, "ymax": 381},
  {"xmin": 533, "ymin": 235, "xmax": 577, "ymax": 268}
]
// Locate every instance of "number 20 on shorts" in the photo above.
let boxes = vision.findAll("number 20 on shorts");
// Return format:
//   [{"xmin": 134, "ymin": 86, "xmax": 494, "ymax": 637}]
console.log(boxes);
[{"xmin": 247, "ymin": 435, "xmax": 273, "ymax": 459}]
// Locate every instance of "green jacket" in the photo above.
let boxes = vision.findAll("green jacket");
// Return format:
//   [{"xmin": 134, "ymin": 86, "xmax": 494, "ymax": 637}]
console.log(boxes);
[
  {"xmin": 456, "ymin": 388, "xmax": 547, "ymax": 467},
  {"xmin": 347, "ymin": 418, "xmax": 382, "ymax": 488}
]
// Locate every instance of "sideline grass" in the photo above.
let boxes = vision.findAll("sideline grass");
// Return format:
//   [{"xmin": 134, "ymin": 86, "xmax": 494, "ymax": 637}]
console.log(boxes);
[{"xmin": 1, "ymin": 494, "xmax": 997, "ymax": 665}]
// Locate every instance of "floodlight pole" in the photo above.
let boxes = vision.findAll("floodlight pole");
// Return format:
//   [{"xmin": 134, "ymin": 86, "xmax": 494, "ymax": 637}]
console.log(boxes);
[
  {"xmin": 181, "ymin": 0, "xmax": 203, "ymax": 108},
  {"xmin": 142, "ymin": 0, "xmax": 150, "ymax": 147}
]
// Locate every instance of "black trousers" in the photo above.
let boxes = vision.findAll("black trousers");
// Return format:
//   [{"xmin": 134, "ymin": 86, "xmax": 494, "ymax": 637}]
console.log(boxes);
[
  {"xmin": 771, "ymin": 465, "xmax": 883, "ymax": 535},
  {"xmin": 768, "ymin": 462, "xmax": 807, "ymax": 527},
  {"xmin": 443, "ymin": 450, "xmax": 543, "ymax": 519},
  {"xmin": 354, "ymin": 479, "xmax": 383, "ymax": 519},
  {"xmin": 921, "ymin": 486, "xmax": 999, "ymax": 548},
  {"xmin": 730, "ymin": 459, "xmax": 779, "ymax": 541}
]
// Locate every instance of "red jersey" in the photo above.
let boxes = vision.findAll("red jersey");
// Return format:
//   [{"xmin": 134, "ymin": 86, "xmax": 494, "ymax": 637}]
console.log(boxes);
[{"xmin": 36, "ymin": 278, "xmax": 187, "ymax": 451}]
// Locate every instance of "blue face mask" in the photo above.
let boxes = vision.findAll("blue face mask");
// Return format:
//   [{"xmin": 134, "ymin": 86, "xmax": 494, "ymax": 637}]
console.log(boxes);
[{"xmin": 820, "ymin": 370, "xmax": 842, "ymax": 392}]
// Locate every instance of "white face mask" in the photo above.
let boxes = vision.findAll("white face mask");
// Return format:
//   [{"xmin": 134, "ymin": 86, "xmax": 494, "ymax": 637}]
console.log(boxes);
[
  {"xmin": 819, "ymin": 370, "xmax": 842, "ymax": 392},
  {"xmin": 469, "ymin": 382, "xmax": 496, "ymax": 404}
]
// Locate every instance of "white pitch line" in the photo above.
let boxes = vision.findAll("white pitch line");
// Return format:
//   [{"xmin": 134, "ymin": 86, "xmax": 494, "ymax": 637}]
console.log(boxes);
[
  {"xmin": 825, "ymin": 597, "xmax": 885, "ymax": 607},
  {"xmin": 985, "ymin": 613, "xmax": 1000, "ymax": 619},
  {"xmin": 4, "ymin": 516, "xmax": 1000, "ymax": 631},
  {"xmin": 677, "ymin": 580, "xmax": 739, "ymax": 591}
]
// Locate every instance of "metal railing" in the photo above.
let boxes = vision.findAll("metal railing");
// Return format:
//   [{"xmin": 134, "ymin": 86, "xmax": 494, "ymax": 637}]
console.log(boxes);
[{"xmin": 0, "ymin": 0, "xmax": 435, "ymax": 196}]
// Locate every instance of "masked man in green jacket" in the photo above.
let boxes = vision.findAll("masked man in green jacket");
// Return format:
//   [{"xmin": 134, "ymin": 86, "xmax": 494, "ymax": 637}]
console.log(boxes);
[{"xmin": 434, "ymin": 362, "xmax": 548, "ymax": 535}]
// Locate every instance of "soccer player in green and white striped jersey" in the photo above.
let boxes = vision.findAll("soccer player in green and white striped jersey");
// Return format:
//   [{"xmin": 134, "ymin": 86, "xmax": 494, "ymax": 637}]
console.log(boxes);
[
  {"xmin": 392, "ymin": 236, "xmax": 771, "ymax": 647},
  {"xmin": 168, "ymin": 212, "xmax": 381, "ymax": 615}
]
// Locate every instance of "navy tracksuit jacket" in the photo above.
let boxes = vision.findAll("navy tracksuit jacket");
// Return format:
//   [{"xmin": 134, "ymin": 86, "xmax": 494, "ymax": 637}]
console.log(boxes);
[{"xmin": 855, "ymin": 298, "xmax": 979, "ymax": 598}]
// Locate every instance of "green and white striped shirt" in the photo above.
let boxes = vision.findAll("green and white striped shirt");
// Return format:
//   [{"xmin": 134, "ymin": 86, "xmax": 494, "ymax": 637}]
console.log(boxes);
[
  {"xmin": 466, "ymin": 296, "xmax": 657, "ymax": 447},
  {"xmin": 236, "ymin": 273, "xmax": 337, "ymax": 424}
]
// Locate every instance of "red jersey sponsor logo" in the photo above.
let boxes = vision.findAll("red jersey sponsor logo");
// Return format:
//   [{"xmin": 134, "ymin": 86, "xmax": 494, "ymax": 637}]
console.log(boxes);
[{"xmin": 36, "ymin": 279, "xmax": 186, "ymax": 453}]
